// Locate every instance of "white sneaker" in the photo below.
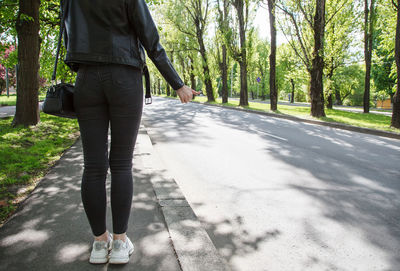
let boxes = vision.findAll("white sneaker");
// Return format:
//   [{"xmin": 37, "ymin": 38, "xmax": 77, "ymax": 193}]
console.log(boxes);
[
  {"xmin": 109, "ymin": 237, "xmax": 134, "ymax": 264},
  {"xmin": 89, "ymin": 233, "xmax": 112, "ymax": 264}
]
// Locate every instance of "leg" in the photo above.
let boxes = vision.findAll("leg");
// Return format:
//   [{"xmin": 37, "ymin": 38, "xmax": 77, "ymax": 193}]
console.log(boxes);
[
  {"xmin": 106, "ymin": 65, "xmax": 144, "ymax": 236},
  {"xmin": 74, "ymin": 65, "xmax": 110, "ymax": 237}
]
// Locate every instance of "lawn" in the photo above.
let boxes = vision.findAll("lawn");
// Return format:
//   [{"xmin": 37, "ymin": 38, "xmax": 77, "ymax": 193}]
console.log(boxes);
[
  {"xmin": 161, "ymin": 95, "xmax": 399, "ymax": 133},
  {"xmin": 0, "ymin": 94, "xmax": 46, "ymax": 106},
  {"xmin": 0, "ymin": 113, "xmax": 80, "ymax": 224}
]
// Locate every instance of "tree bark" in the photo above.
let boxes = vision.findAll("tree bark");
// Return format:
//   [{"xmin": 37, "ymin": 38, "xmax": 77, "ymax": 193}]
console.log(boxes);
[
  {"xmin": 291, "ymin": 78, "xmax": 295, "ymax": 103},
  {"xmin": 198, "ymin": 35, "xmax": 214, "ymax": 102},
  {"xmin": 268, "ymin": 0, "xmax": 277, "ymax": 111},
  {"xmin": 166, "ymin": 85, "xmax": 171, "ymax": 96},
  {"xmin": 234, "ymin": 0, "xmax": 248, "ymax": 106},
  {"xmin": 189, "ymin": 56, "xmax": 196, "ymax": 93},
  {"xmin": 327, "ymin": 94, "xmax": 333, "ymax": 109},
  {"xmin": 335, "ymin": 89, "xmax": 343, "ymax": 105},
  {"xmin": 221, "ymin": 44, "xmax": 228, "ymax": 103},
  {"xmin": 363, "ymin": 0, "xmax": 375, "ymax": 113},
  {"xmin": 12, "ymin": 0, "xmax": 40, "ymax": 127},
  {"xmin": 309, "ymin": 0, "xmax": 326, "ymax": 118},
  {"xmin": 392, "ymin": 0, "xmax": 400, "ymax": 128}
]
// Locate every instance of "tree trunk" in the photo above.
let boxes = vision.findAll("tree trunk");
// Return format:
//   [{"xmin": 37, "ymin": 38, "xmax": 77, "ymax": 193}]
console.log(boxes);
[
  {"xmin": 334, "ymin": 89, "xmax": 343, "ymax": 105},
  {"xmin": 310, "ymin": 0, "xmax": 326, "ymax": 118},
  {"xmin": 291, "ymin": 78, "xmax": 295, "ymax": 103},
  {"xmin": 221, "ymin": 44, "xmax": 228, "ymax": 103},
  {"xmin": 327, "ymin": 94, "xmax": 333, "ymax": 109},
  {"xmin": 363, "ymin": 0, "xmax": 375, "ymax": 113},
  {"xmin": 169, "ymin": 52, "xmax": 177, "ymax": 97},
  {"xmin": 392, "ymin": 0, "xmax": 400, "ymax": 128},
  {"xmin": 12, "ymin": 0, "xmax": 40, "ymax": 127},
  {"xmin": 268, "ymin": 0, "xmax": 277, "ymax": 111},
  {"xmin": 166, "ymin": 85, "xmax": 171, "ymax": 96},
  {"xmin": 189, "ymin": 56, "xmax": 196, "ymax": 93},
  {"xmin": 236, "ymin": 0, "xmax": 248, "ymax": 106},
  {"xmin": 197, "ymin": 31, "xmax": 214, "ymax": 102}
]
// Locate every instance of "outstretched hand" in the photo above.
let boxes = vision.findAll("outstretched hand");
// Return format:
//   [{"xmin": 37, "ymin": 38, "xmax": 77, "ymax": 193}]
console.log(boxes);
[{"xmin": 176, "ymin": 85, "xmax": 200, "ymax": 104}]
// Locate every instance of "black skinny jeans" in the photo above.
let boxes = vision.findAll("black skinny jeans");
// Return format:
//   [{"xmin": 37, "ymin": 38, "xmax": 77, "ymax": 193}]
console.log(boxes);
[{"xmin": 74, "ymin": 63, "xmax": 143, "ymax": 236}]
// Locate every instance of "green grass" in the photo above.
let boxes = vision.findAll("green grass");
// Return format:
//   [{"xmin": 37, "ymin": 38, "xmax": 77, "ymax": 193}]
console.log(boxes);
[
  {"xmin": 0, "ymin": 94, "xmax": 46, "ymax": 106},
  {"xmin": 0, "ymin": 113, "xmax": 80, "ymax": 223},
  {"xmin": 159, "ymin": 95, "xmax": 399, "ymax": 133}
]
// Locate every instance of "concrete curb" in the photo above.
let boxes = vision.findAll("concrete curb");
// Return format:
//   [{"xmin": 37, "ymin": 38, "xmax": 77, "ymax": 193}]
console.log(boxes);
[
  {"xmin": 137, "ymin": 125, "xmax": 231, "ymax": 271},
  {"xmin": 189, "ymin": 100, "xmax": 400, "ymax": 140}
]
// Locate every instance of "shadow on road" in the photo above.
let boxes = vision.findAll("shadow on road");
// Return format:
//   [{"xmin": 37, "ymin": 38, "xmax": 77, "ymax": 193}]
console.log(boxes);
[{"xmin": 143, "ymin": 98, "xmax": 400, "ymax": 270}]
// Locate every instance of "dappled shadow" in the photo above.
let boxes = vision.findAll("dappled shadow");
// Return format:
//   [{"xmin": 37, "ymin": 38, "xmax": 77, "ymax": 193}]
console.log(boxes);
[
  {"xmin": 144, "ymin": 97, "xmax": 400, "ymax": 270},
  {"xmin": 0, "ymin": 136, "xmax": 181, "ymax": 271}
]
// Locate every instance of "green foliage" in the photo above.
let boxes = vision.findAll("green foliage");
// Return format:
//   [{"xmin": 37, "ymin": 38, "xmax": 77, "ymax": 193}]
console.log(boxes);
[
  {"xmin": 372, "ymin": 0, "xmax": 397, "ymax": 98},
  {"xmin": 332, "ymin": 64, "xmax": 365, "ymax": 106},
  {"xmin": 19, "ymin": 13, "xmax": 34, "ymax": 22},
  {"xmin": 0, "ymin": 113, "xmax": 80, "ymax": 223}
]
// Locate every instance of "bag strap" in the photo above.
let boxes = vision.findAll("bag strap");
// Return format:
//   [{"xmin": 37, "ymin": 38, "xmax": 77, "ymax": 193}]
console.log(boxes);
[
  {"xmin": 143, "ymin": 65, "xmax": 152, "ymax": 104},
  {"xmin": 52, "ymin": 0, "xmax": 68, "ymax": 82}
]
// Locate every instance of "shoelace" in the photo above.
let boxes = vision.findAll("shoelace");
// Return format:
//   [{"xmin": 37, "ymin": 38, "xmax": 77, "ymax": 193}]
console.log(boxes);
[{"xmin": 94, "ymin": 242, "xmax": 107, "ymax": 251}]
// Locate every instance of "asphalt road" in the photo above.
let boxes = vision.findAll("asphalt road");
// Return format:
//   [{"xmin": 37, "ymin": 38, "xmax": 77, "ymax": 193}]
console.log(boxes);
[{"xmin": 142, "ymin": 97, "xmax": 400, "ymax": 271}]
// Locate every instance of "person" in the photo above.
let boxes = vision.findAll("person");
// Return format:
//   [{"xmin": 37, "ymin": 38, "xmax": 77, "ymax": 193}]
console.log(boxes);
[{"xmin": 62, "ymin": 0, "xmax": 199, "ymax": 265}]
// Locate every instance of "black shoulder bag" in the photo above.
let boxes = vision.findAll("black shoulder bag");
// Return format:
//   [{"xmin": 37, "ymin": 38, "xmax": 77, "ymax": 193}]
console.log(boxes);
[{"xmin": 42, "ymin": 0, "xmax": 76, "ymax": 119}]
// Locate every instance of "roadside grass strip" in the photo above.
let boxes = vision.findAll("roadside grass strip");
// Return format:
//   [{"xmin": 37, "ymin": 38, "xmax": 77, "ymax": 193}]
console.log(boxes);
[
  {"xmin": 159, "ymin": 95, "xmax": 399, "ymax": 133},
  {"xmin": 0, "ymin": 113, "xmax": 80, "ymax": 224},
  {"xmin": 0, "ymin": 94, "xmax": 46, "ymax": 106}
]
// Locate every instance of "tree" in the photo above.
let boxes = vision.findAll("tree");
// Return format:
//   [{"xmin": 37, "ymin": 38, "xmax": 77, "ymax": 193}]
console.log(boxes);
[
  {"xmin": 363, "ymin": 0, "xmax": 376, "ymax": 113},
  {"xmin": 324, "ymin": 0, "xmax": 355, "ymax": 108},
  {"xmin": 278, "ymin": 1, "xmax": 324, "ymax": 117},
  {"xmin": 392, "ymin": 0, "xmax": 400, "ymax": 128},
  {"xmin": 226, "ymin": 0, "xmax": 252, "ymax": 106},
  {"xmin": 13, "ymin": 0, "xmax": 41, "ymax": 127},
  {"xmin": 277, "ymin": 43, "xmax": 307, "ymax": 103},
  {"xmin": 216, "ymin": 0, "xmax": 230, "ymax": 103},
  {"xmin": 267, "ymin": 0, "xmax": 277, "ymax": 111},
  {"xmin": 166, "ymin": 0, "xmax": 214, "ymax": 102}
]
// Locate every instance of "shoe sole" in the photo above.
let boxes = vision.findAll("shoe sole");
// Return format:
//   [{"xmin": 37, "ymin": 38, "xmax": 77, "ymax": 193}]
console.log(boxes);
[
  {"xmin": 109, "ymin": 247, "xmax": 134, "ymax": 264},
  {"xmin": 89, "ymin": 257, "xmax": 109, "ymax": 264}
]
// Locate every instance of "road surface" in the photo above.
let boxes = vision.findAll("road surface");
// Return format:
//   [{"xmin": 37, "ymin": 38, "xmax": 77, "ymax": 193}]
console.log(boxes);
[{"xmin": 142, "ymin": 97, "xmax": 400, "ymax": 271}]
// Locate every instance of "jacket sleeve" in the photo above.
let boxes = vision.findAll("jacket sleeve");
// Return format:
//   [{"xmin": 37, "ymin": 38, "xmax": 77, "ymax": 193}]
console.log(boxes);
[{"xmin": 127, "ymin": 0, "xmax": 184, "ymax": 90}]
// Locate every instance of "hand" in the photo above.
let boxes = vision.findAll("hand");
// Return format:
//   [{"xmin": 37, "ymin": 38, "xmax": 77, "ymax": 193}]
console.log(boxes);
[{"xmin": 176, "ymin": 85, "xmax": 200, "ymax": 104}]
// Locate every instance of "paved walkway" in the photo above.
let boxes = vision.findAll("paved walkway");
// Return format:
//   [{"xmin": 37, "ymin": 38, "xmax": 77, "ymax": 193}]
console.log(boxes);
[
  {"xmin": 0, "ymin": 125, "xmax": 229, "ymax": 271},
  {"xmin": 0, "ymin": 102, "xmax": 43, "ymax": 119}
]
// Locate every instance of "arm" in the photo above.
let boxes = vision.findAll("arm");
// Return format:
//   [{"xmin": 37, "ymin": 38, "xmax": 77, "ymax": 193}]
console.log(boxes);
[{"xmin": 127, "ymin": 0, "xmax": 184, "ymax": 90}]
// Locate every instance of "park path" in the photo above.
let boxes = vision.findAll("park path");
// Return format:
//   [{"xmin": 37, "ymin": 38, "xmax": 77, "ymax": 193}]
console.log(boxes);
[
  {"xmin": 142, "ymin": 97, "xmax": 400, "ymax": 271},
  {"xmin": 0, "ymin": 102, "xmax": 43, "ymax": 119}
]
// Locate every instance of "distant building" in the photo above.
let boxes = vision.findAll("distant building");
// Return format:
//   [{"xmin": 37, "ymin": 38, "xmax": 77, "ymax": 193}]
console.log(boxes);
[{"xmin": 377, "ymin": 99, "xmax": 392, "ymax": 110}]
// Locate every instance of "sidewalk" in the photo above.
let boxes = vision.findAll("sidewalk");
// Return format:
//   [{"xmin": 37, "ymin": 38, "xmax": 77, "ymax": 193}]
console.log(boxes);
[
  {"xmin": 0, "ymin": 102, "xmax": 43, "ymax": 119},
  {"xmin": 0, "ymin": 125, "xmax": 229, "ymax": 271}
]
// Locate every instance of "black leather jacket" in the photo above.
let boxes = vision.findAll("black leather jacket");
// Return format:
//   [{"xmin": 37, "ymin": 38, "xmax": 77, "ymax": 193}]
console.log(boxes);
[{"xmin": 63, "ymin": 0, "xmax": 184, "ymax": 90}]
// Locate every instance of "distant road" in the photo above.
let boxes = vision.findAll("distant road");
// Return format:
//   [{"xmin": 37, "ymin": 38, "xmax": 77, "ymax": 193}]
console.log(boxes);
[{"xmin": 143, "ymin": 97, "xmax": 400, "ymax": 271}]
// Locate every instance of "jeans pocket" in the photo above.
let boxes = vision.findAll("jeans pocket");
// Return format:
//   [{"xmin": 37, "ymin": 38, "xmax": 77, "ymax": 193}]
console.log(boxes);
[
  {"xmin": 75, "ymin": 66, "xmax": 87, "ymax": 89},
  {"xmin": 111, "ymin": 65, "xmax": 141, "ymax": 90}
]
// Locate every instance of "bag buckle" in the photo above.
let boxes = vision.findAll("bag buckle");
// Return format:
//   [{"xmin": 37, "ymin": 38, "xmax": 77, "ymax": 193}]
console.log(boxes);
[{"xmin": 145, "ymin": 97, "xmax": 152, "ymax": 105}]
